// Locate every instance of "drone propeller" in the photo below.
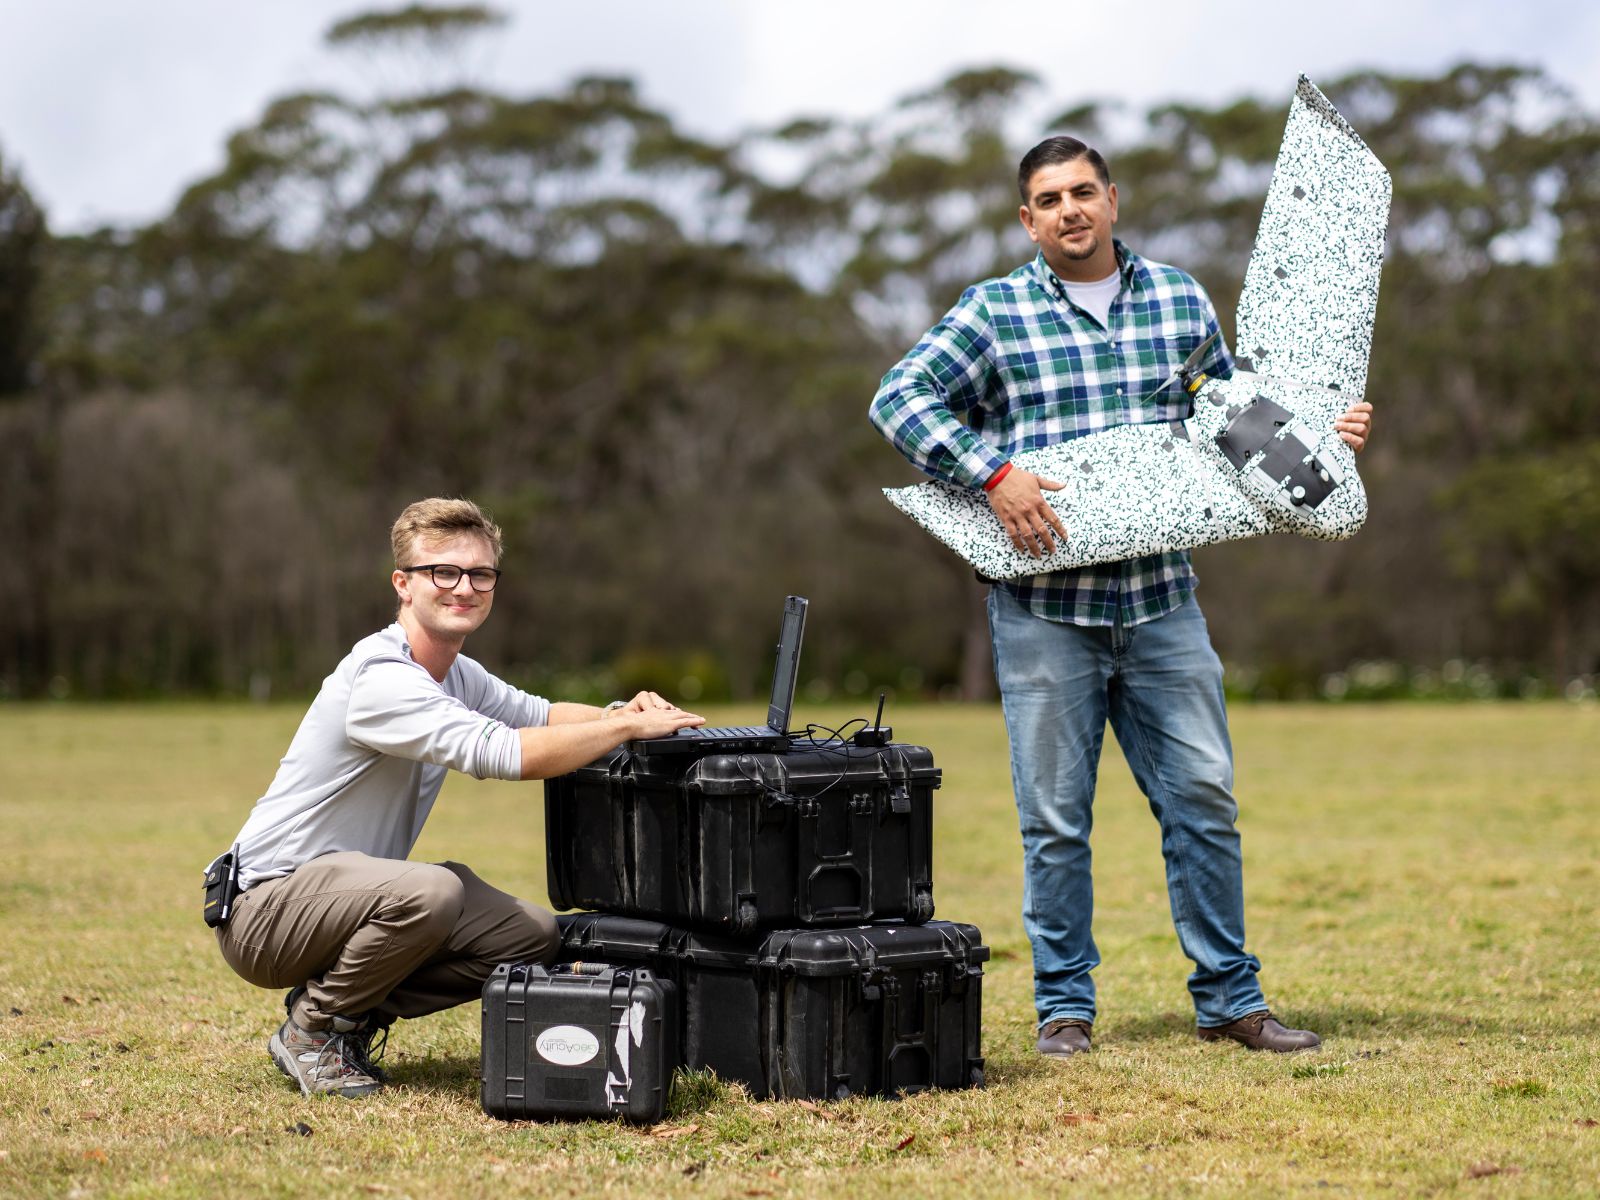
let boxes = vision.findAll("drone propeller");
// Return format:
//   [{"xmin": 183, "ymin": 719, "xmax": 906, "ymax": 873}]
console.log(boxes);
[{"xmin": 1141, "ymin": 329, "xmax": 1221, "ymax": 403}]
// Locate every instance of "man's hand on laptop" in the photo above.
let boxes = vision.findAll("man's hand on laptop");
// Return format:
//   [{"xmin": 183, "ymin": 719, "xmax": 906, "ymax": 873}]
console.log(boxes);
[
  {"xmin": 625, "ymin": 704, "xmax": 705, "ymax": 740},
  {"xmin": 608, "ymin": 691, "xmax": 706, "ymax": 738},
  {"xmin": 604, "ymin": 690, "xmax": 683, "ymax": 718},
  {"xmin": 518, "ymin": 700, "xmax": 704, "ymax": 779}
]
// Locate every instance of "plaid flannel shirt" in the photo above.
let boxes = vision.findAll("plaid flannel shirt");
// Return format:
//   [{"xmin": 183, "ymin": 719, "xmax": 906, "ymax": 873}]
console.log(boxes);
[{"xmin": 870, "ymin": 240, "xmax": 1234, "ymax": 627}]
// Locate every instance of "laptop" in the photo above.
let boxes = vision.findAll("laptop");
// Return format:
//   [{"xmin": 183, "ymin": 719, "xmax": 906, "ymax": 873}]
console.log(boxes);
[{"xmin": 627, "ymin": 595, "xmax": 807, "ymax": 757}]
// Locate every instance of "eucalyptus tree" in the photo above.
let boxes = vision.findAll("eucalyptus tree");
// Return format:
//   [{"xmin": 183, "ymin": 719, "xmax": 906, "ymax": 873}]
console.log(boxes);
[
  {"xmin": 9, "ymin": 39, "xmax": 1597, "ymax": 696},
  {"xmin": 20, "ymin": 5, "xmax": 901, "ymax": 695},
  {"xmin": 0, "ymin": 147, "xmax": 45, "ymax": 397}
]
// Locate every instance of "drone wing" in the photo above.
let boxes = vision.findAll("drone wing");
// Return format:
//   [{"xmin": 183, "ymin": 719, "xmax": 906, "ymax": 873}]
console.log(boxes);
[
  {"xmin": 1232, "ymin": 75, "xmax": 1391, "ymax": 398},
  {"xmin": 880, "ymin": 77, "xmax": 1392, "ymax": 577}
]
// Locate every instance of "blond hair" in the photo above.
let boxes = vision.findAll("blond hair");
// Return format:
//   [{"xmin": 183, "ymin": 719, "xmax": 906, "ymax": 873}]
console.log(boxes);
[{"xmin": 390, "ymin": 497, "xmax": 504, "ymax": 567}]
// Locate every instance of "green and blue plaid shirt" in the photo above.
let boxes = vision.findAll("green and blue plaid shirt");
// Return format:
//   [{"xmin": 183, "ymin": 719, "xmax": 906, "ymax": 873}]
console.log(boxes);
[{"xmin": 870, "ymin": 240, "xmax": 1234, "ymax": 627}]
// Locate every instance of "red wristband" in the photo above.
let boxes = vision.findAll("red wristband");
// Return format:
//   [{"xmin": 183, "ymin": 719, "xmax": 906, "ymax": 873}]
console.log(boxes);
[{"xmin": 982, "ymin": 462, "xmax": 1013, "ymax": 492}]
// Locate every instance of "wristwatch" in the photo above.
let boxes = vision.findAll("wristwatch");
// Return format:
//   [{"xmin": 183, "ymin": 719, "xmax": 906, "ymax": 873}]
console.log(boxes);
[{"xmin": 604, "ymin": 700, "xmax": 627, "ymax": 712}]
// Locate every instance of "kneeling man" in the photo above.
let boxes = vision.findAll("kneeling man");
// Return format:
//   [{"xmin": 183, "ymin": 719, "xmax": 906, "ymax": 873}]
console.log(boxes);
[{"xmin": 212, "ymin": 497, "xmax": 703, "ymax": 1097}]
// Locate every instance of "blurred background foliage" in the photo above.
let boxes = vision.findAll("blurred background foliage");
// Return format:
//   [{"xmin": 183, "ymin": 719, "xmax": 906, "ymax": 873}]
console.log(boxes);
[{"xmin": 1, "ymin": 8, "xmax": 1597, "ymax": 704}]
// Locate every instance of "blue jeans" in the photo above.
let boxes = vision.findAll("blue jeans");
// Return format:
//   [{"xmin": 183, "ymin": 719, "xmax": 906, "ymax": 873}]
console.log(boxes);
[{"xmin": 987, "ymin": 587, "xmax": 1264, "ymax": 1028}]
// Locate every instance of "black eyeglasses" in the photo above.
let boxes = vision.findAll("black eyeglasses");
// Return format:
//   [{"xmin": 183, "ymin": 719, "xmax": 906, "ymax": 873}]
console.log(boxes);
[{"xmin": 399, "ymin": 564, "xmax": 502, "ymax": 592}]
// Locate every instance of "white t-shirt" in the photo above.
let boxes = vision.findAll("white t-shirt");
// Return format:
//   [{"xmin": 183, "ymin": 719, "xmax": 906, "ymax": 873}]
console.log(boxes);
[
  {"xmin": 1060, "ymin": 269, "xmax": 1122, "ymax": 331},
  {"xmin": 228, "ymin": 623, "xmax": 549, "ymax": 889}
]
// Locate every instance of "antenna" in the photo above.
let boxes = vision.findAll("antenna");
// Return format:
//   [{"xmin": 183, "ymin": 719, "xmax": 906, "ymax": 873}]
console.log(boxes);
[{"xmin": 855, "ymin": 691, "xmax": 892, "ymax": 748}]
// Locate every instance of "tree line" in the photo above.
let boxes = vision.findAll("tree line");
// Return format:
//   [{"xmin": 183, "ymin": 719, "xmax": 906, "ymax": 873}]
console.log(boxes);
[{"xmin": 1, "ymin": 8, "xmax": 1597, "ymax": 702}]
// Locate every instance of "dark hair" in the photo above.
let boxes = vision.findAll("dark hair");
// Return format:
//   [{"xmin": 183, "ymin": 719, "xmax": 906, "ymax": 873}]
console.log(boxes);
[{"xmin": 1018, "ymin": 136, "xmax": 1111, "ymax": 203}]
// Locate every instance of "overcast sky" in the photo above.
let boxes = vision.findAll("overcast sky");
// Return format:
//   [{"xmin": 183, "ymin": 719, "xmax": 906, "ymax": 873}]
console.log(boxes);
[{"xmin": 2, "ymin": 0, "xmax": 1597, "ymax": 232}]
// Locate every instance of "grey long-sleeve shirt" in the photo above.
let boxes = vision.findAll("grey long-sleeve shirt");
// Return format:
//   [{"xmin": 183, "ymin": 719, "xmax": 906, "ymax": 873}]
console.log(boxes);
[{"xmin": 228, "ymin": 624, "xmax": 549, "ymax": 890}]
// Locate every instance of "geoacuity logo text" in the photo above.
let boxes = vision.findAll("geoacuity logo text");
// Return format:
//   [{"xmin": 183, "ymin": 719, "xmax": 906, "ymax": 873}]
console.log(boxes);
[{"xmin": 535, "ymin": 1024, "xmax": 601, "ymax": 1067}]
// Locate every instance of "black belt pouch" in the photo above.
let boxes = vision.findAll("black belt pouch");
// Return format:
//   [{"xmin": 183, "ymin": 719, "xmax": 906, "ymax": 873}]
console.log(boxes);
[{"xmin": 202, "ymin": 848, "xmax": 240, "ymax": 928}]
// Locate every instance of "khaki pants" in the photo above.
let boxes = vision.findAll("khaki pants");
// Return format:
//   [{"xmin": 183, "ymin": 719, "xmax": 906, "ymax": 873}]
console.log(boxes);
[{"xmin": 217, "ymin": 851, "xmax": 559, "ymax": 1031}]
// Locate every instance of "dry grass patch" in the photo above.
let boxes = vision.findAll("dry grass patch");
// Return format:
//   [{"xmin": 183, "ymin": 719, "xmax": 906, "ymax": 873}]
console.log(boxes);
[{"xmin": 1, "ymin": 701, "xmax": 1598, "ymax": 1197}]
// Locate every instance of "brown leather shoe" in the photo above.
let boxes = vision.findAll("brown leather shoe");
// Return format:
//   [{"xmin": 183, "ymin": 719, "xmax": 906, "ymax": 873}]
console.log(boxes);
[
  {"xmin": 1197, "ymin": 1010, "xmax": 1320, "ymax": 1052},
  {"xmin": 1037, "ymin": 1018, "xmax": 1093, "ymax": 1057}
]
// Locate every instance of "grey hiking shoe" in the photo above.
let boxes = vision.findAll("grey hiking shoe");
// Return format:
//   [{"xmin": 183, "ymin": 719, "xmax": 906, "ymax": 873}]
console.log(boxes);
[
  {"xmin": 282, "ymin": 986, "xmax": 391, "ymax": 1084},
  {"xmin": 268, "ymin": 1015, "xmax": 385, "ymax": 1098}
]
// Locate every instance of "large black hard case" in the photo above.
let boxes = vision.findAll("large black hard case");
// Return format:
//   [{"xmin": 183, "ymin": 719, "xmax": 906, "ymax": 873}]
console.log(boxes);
[
  {"xmin": 480, "ymin": 962, "xmax": 678, "ymax": 1123},
  {"xmin": 558, "ymin": 913, "xmax": 986, "ymax": 1101},
  {"xmin": 546, "ymin": 742, "xmax": 938, "ymax": 935}
]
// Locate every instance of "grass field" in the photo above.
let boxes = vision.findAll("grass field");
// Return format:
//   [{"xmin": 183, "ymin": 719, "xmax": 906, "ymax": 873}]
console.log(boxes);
[{"xmin": 1, "ymin": 701, "xmax": 1597, "ymax": 1198}]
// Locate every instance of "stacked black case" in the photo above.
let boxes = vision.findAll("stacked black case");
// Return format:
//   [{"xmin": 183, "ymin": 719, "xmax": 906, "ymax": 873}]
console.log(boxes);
[
  {"xmin": 557, "ymin": 912, "xmax": 986, "ymax": 1101},
  {"xmin": 483, "ymin": 737, "xmax": 988, "ymax": 1114},
  {"xmin": 545, "ymin": 745, "xmax": 938, "ymax": 934}
]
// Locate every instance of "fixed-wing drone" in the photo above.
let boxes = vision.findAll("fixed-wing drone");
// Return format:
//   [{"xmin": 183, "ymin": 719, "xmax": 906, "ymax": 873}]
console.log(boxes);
[{"xmin": 883, "ymin": 76, "xmax": 1391, "ymax": 578}]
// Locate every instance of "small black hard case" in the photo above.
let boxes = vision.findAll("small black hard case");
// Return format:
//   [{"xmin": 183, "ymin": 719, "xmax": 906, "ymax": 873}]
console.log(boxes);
[
  {"xmin": 546, "ymin": 742, "xmax": 938, "ymax": 935},
  {"xmin": 480, "ymin": 962, "xmax": 678, "ymax": 1123},
  {"xmin": 557, "ymin": 913, "xmax": 987, "ymax": 1101}
]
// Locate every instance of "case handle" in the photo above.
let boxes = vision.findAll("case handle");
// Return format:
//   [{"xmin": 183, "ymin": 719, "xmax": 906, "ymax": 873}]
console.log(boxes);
[{"xmin": 877, "ymin": 970, "xmax": 940, "ymax": 1096}]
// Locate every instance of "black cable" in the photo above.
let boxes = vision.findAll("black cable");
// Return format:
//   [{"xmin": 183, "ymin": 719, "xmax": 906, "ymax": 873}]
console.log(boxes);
[
  {"xmin": 797, "ymin": 718, "xmax": 866, "ymax": 800},
  {"xmin": 731, "ymin": 712, "xmax": 877, "ymax": 804}
]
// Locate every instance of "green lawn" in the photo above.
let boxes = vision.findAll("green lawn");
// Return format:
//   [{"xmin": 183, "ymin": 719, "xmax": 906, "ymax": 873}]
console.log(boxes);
[{"xmin": 1, "ymin": 702, "xmax": 1597, "ymax": 1198}]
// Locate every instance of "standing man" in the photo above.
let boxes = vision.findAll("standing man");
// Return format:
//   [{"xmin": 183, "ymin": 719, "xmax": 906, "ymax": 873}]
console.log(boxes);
[
  {"xmin": 212, "ymin": 497, "xmax": 704, "ymax": 1097},
  {"xmin": 869, "ymin": 137, "xmax": 1372, "ymax": 1057}
]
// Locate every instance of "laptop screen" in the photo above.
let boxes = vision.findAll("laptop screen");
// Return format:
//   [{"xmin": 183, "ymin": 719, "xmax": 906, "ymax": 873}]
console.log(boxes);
[{"xmin": 765, "ymin": 596, "xmax": 808, "ymax": 733}]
